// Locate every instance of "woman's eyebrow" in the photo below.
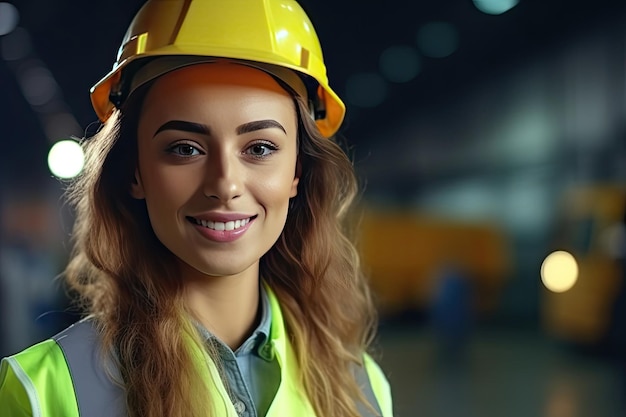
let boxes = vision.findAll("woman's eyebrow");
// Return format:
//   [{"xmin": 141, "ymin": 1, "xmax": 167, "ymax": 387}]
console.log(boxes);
[
  {"xmin": 153, "ymin": 120, "xmax": 210, "ymax": 137},
  {"xmin": 153, "ymin": 119, "xmax": 286, "ymax": 137},
  {"xmin": 236, "ymin": 119, "xmax": 286, "ymax": 135}
]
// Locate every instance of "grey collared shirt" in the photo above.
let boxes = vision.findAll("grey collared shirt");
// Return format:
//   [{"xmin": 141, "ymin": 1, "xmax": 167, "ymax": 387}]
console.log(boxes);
[{"xmin": 194, "ymin": 287, "xmax": 281, "ymax": 417}]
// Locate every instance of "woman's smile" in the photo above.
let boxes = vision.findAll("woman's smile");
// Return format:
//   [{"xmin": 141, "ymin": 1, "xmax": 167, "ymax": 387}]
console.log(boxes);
[
  {"xmin": 186, "ymin": 214, "xmax": 258, "ymax": 243},
  {"xmin": 187, "ymin": 215, "xmax": 255, "ymax": 231}
]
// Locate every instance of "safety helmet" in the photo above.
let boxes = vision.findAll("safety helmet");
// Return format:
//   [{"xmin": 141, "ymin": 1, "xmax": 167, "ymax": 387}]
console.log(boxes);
[{"xmin": 90, "ymin": 0, "xmax": 345, "ymax": 138}]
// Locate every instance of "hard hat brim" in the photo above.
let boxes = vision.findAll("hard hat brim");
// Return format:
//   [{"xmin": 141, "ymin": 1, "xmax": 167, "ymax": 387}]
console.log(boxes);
[{"xmin": 91, "ymin": 55, "xmax": 345, "ymax": 137}]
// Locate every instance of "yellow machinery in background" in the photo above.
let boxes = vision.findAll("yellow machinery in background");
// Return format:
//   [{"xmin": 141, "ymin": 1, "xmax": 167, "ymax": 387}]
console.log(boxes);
[
  {"xmin": 541, "ymin": 184, "xmax": 626, "ymax": 346},
  {"xmin": 355, "ymin": 209, "xmax": 512, "ymax": 318}
]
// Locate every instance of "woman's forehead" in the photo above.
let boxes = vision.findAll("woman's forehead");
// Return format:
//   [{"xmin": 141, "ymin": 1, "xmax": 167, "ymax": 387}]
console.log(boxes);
[
  {"xmin": 138, "ymin": 62, "xmax": 299, "ymax": 134},
  {"xmin": 146, "ymin": 62, "xmax": 292, "ymax": 98}
]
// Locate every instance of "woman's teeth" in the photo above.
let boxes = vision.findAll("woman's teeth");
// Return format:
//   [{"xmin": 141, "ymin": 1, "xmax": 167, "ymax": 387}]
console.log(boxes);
[{"xmin": 193, "ymin": 217, "xmax": 250, "ymax": 231}]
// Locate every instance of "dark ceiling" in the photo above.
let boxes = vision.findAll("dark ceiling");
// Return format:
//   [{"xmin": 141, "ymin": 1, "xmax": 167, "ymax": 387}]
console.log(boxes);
[{"xmin": 1, "ymin": 0, "xmax": 625, "ymax": 189}]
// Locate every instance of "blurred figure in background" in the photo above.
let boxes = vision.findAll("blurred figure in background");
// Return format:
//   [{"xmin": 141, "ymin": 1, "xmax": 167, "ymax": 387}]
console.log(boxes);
[{"xmin": 430, "ymin": 260, "xmax": 473, "ymax": 369}]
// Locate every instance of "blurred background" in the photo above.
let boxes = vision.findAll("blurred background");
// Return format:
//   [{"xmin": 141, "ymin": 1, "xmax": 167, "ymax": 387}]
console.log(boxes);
[{"xmin": 1, "ymin": 0, "xmax": 626, "ymax": 415}]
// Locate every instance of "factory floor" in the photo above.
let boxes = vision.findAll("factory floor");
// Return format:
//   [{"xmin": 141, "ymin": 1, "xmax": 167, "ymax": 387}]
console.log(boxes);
[{"xmin": 376, "ymin": 319, "xmax": 624, "ymax": 417}]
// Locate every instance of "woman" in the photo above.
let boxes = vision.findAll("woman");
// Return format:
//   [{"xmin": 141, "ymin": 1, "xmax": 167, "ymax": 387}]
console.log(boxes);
[{"xmin": 0, "ymin": 1, "xmax": 393, "ymax": 416}]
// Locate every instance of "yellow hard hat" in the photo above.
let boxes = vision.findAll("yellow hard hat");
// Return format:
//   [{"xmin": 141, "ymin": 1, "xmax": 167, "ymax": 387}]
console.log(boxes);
[{"xmin": 90, "ymin": 0, "xmax": 345, "ymax": 138}]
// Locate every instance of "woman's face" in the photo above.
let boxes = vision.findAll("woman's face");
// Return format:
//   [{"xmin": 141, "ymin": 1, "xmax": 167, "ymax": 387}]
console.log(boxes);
[{"xmin": 132, "ymin": 63, "xmax": 300, "ymax": 279}]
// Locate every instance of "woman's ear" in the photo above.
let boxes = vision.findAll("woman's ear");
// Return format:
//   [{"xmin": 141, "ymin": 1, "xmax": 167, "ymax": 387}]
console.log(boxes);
[
  {"xmin": 290, "ymin": 158, "xmax": 301, "ymax": 198},
  {"xmin": 130, "ymin": 169, "xmax": 145, "ymax": 199}
]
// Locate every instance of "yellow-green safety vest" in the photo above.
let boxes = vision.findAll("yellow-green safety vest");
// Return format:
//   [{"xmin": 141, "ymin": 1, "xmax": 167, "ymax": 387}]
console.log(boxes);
[{"xmin": 0, "ymin": 289, "xmax": 393, "ymax": 417}]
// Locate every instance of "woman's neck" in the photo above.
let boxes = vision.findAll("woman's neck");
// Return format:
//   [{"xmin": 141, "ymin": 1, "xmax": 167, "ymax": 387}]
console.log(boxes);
[{"xmin": 181, "ymin": 263, "xmax": 261, "ymax": 350}]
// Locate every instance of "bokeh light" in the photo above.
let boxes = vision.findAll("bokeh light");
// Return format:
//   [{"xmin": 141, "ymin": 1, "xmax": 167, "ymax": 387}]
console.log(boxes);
[
  {"xmin": 540, "ymin": 250, "xmax": 579, "ymax": 293},
  {"xmin": 0, "ymin": 3, "xmax": 19, "ymax": 36},
  {"xmin": 416, "ymin": 22, "xmax": 459, "ymax": 58},
  {"xmin": 379, "ymin": 45, "xmax": 421, "ymax": 83},
  {"xmin": 473, "ymin": 0, "xmax": 519, "ymax": 15},
  {"xmin": 18, "ymin": 65, "xmax": 58, "ymax": 106},
  {"xmin": 48, "ymin": 139, "xmax": 85, "ymax": 179}
]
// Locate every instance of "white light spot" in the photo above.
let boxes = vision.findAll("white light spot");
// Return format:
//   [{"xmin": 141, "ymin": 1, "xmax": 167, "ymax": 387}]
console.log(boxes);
[
  {"xmin": 345, "ymin": 72, "xmax": 388, "ymax": 108},
  {"xmin": 379, "ymin": 45, "xmax": 421, "ymax": 83},
  {"xmin": 48, "ymin": 139, "xmax": 85, "ymax": 179},
  {"xmin": 541, "ymin": 251, "xmax": 579, "ymax": 293},
  {"xmin": 473, "ymin": 0, "xmax": 519, "ymax": 15},
  {"xmin": 275, "ymin": 29, "xmax": 288, "ymax": 41},
  {"xmin": 0, "ymin": 3, "xmax": 19, "ymax": 36}
]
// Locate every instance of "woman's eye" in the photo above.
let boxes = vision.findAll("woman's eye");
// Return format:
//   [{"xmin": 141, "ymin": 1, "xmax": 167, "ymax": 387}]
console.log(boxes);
[
  {"xmin": 247, "ymin": 143, "xmax": 277, "ymax": 158},
  {"xmin": 167, "ymin": 143, "xmax": 201, "ymax": 157}
]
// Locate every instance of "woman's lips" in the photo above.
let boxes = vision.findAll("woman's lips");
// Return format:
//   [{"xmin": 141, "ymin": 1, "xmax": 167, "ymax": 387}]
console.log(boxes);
[{"xmin": 186, "ymin": 215, "xmax": 257, "ymax": 242}]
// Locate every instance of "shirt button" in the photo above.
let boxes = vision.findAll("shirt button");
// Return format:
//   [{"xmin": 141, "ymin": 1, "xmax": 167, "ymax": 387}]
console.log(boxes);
[{"xmin": 234, "ymin": 400, "xmax": 246, "ymax": 415}]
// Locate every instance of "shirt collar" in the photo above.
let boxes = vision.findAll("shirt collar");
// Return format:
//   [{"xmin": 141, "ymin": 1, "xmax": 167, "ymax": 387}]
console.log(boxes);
[{"xmin": 193, "ymin": 284, "xmax": 274, "ymax": 361}]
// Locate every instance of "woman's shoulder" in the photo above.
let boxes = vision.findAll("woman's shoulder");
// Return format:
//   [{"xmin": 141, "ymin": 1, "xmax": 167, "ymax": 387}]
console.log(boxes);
[
  {"xmin": 0, "ymin": 322, "xmax": 87, "ymax": 417},
  {"xmin": 2, "ymin": 319, "xmax": 126, "ymax": 417},
  {"xmin": 1, "ymin": 326, "xmax": 73, "ymax": 379},
  {"xmin": 3, "ymin": 318, "xmax": 101, "ymax": 376}
]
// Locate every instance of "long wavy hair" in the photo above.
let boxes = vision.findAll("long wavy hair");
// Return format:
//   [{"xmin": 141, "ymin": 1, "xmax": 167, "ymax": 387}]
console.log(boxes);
[{"xmin": 64, "ymin": 78, "xmax": 378, "ymax": 417}]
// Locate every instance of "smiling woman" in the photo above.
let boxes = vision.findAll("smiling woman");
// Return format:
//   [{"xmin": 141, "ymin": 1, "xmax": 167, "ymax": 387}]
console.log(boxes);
[{"xmin": 0, "ymin": 1, "xmax": 393, "ymax": 417}]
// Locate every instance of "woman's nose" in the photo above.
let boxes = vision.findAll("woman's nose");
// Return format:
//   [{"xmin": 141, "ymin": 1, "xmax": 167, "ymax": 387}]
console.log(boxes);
[{"xmin": 202, "ymin": 152, "xmax": 243, "ymax": 202}]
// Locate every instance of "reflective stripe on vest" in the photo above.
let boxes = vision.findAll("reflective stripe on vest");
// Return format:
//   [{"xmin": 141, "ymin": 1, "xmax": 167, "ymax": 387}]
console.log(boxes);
[
  {"xmin": 54, "ymin": 319, "xmax": 383, "ymax": 417},
  {"xmin": 354, "ymin": 362, "xmax": 384, "ymax": 417},
  {"xmin": 53, "ymin": 320, "xmax": 126, "ymax": 417}
]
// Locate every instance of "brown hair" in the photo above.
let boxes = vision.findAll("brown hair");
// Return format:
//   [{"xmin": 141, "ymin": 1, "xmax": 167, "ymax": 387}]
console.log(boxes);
[{"xmin": 65, "ymin": 81, "xmax": 378, "ymax": 417}]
